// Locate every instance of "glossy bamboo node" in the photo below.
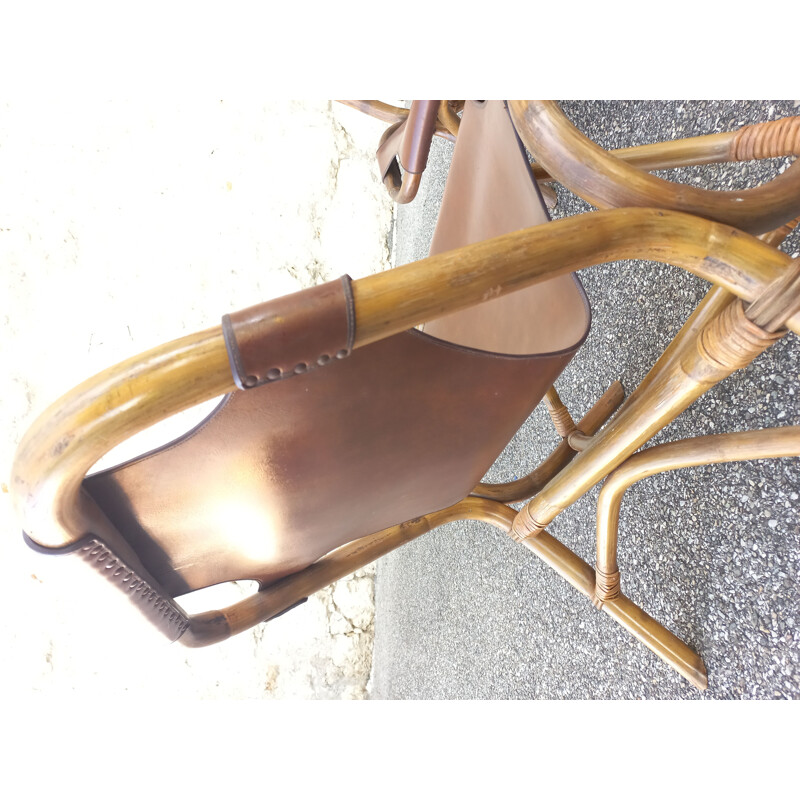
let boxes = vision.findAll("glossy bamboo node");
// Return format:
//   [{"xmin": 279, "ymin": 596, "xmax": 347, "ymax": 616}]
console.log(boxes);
[
  {"xmin": 510, "ymin": 101, "xmax": 800, "ymax": 235},
  {"xmin": 11, "ymin": 208, "xmax": 800, "ymax": 554}
]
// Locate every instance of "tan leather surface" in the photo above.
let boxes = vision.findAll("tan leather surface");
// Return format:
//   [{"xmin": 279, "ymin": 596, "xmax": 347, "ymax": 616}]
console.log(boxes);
[
  {"xmin": 424, "ymin": 100, "xmax": 590, "ymax": 355},
  {"xmin": 84, "ymin": 332, "xmax": 576, "ymax": 596}
]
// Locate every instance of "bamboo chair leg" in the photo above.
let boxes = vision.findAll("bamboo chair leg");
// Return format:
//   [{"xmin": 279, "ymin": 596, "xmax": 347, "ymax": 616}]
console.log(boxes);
[
  {"xmin": 469, "ymin": 502, "xmax": 709, "ymax": 688},
  {"xmin": 512, "ymin": 296, "xmax": 787, "ymax": 542},
  {"xmin": 517, "ymin": 529, "xmax": 708, "ymax": 689},
  {"xmin": 506, "ymin": 274, "xmax": 798, "ymax": 686},
  {"xmin": 586, "ymin": 427, "xmax": 800, "ymax": 689}
]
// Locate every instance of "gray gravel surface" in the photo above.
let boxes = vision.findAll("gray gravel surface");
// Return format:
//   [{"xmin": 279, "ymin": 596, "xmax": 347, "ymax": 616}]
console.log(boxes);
[{"xmin": 370, "ymin": 101, "xmax": 800, "ymax": 700}]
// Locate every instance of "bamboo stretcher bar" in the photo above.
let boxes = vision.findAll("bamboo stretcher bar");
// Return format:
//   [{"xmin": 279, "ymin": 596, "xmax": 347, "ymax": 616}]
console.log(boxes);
[{"xmin": 457, "ymin": 502, "xmax": 709, "ymax": 689}]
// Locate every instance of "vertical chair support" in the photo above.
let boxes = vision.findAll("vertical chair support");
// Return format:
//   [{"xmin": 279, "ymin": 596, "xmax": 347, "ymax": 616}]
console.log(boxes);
[
  {"xmin": 505, "ymin": 267, "xmax": 798, "ymax": 686},
  {"xmin": 511, "ymin": 298, "xmax": 786, "ymax": 542}
]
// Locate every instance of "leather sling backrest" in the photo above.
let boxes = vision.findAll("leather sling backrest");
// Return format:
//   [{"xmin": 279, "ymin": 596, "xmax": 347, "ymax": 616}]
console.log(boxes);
[
  {"xmin": 83, "ymin": 101, "xmax": 591, "ymax": 599},
  {"xmin": 424, "ymin": 100, "xmax": 589, "ymax": 355}
]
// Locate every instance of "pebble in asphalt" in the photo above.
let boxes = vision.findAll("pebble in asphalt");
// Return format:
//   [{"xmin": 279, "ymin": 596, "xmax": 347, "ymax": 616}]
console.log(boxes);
[{"xmin": 370, "ymin": 100, "xmax": 800, "ymax": 700}]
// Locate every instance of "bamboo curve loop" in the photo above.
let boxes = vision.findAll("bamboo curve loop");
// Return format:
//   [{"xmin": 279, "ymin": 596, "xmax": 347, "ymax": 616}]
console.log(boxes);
[
  {"xmin": 508, "ymin": 101, "xmax": 800, "ymax": 235},
  {"xmin": 595, "ymin": 426, "xmax": 800, "ymax": 605},
  {"xmin": 12, "ymin": 208, "xmax": 800, "ymax": 554}
]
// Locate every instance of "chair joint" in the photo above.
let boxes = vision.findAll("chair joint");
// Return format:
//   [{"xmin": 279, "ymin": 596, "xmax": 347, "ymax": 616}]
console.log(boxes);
[
  {"xmin": 594, "ymin": 567, "xmax": 621, "ymax": 606},
  {"xmin": 509, "ymin": 506, "xmax": 546, "ymax": 542}
]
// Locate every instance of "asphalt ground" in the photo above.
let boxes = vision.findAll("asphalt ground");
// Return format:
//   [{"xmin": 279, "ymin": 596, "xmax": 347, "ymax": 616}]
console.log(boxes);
[{"xmin": 370, "ymin": 101, "xmax": 800, "ymax": 700}]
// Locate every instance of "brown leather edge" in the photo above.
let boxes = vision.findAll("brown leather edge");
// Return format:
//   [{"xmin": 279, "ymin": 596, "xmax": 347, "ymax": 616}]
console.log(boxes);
[
  {"xmin": 23, "ymin": 531, "xmax": 190, "ymax": 642},
  {"xmin": 502, "ymin": 99, "xmax": 593, "ymax": 350},
  {"xmin": 342, "ymin": 273, "xmax": 356, "ymax": 353},
  {"xmin": 221, "ymin": 313, "xmax": 252, "ymax": 389},
  {"xmin": 222, "ymin": 274, "xmax": 355, "ymax": 391}
]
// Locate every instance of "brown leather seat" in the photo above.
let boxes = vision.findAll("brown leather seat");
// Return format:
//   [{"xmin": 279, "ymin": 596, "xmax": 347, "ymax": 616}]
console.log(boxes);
[{"xmin": 82, "ymin": 102, "xmax": 590, "ymax": 612}]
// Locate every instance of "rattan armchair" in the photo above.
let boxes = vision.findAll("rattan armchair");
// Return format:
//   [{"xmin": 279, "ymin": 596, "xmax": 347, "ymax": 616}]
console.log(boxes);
[{"xmin": 12, "ymin": 100, "xmax": 800, "ymax": 692}]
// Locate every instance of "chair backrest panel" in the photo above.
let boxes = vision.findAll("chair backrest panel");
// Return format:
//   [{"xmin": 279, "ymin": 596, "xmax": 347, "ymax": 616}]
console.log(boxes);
[{"xmin": 82, "ymin": 100, "xmax": 591, "ymax": 598}]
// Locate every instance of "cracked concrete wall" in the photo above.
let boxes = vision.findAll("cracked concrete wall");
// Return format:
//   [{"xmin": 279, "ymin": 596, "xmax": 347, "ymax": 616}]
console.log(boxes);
[{"xmin": 1, "ymin": 99, "xmax": 394, "ymax": 699}]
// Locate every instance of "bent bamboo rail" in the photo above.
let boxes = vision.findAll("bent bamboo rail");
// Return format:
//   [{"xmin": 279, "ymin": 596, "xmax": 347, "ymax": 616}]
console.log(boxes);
[
  {"xmin": 184, "ymin": 496, "xmax": 511, "ymax": 646},
  {"xmin": 12, "ymin": 208, "xmax": 800, "ymax": 559},
  {"xmin": 595, "ymin": 426, "xmax": 800, "ymax": 602},
  {"xmin": 510, "ymin": 101, "xmax": 800, "ymax": 235},
  {"xmin": 529, "ymin": 115, "xmax": 800, "ymax": 182}
]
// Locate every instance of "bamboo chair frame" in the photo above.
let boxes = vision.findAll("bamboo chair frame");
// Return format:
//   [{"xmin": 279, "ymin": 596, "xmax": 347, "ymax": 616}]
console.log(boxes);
[{"xmin": 11, "ymin": 102, "xmax": 800, "ymax": 691}]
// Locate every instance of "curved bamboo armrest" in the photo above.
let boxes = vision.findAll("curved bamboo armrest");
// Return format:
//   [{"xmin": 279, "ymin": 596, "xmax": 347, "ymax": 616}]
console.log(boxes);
[
  {"xmin": 12, "ymin": 207, "xmax": 800, "ymax": 558},
  {"xmin": 529, "ymin": 116, "xmax": 800, "ymax": 181},
  {"xmin": 509, "ymin": 101, "xmax": 800, "ymax": 235}
]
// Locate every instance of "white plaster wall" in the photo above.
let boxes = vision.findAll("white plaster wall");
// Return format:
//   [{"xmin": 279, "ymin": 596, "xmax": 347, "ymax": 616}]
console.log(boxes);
[{"xmin": 1, "ymin": 99, "xmax": 394, "ymax": 699}]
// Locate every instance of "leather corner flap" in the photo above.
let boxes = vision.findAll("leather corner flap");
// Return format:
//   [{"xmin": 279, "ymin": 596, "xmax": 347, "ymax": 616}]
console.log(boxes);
[
  {"xmin": 222, "ymin": 275, "xmax": 355, "ymax": 390},
  {"xmin": 23, "ymin": 532, "xmax": 190, "ymax": 642}
]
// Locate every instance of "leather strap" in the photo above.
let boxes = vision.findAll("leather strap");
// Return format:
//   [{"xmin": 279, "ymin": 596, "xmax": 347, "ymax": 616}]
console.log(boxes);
[{"xmin": 222, "ymin": 275, "xmax": 355, "ymax": 390}]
